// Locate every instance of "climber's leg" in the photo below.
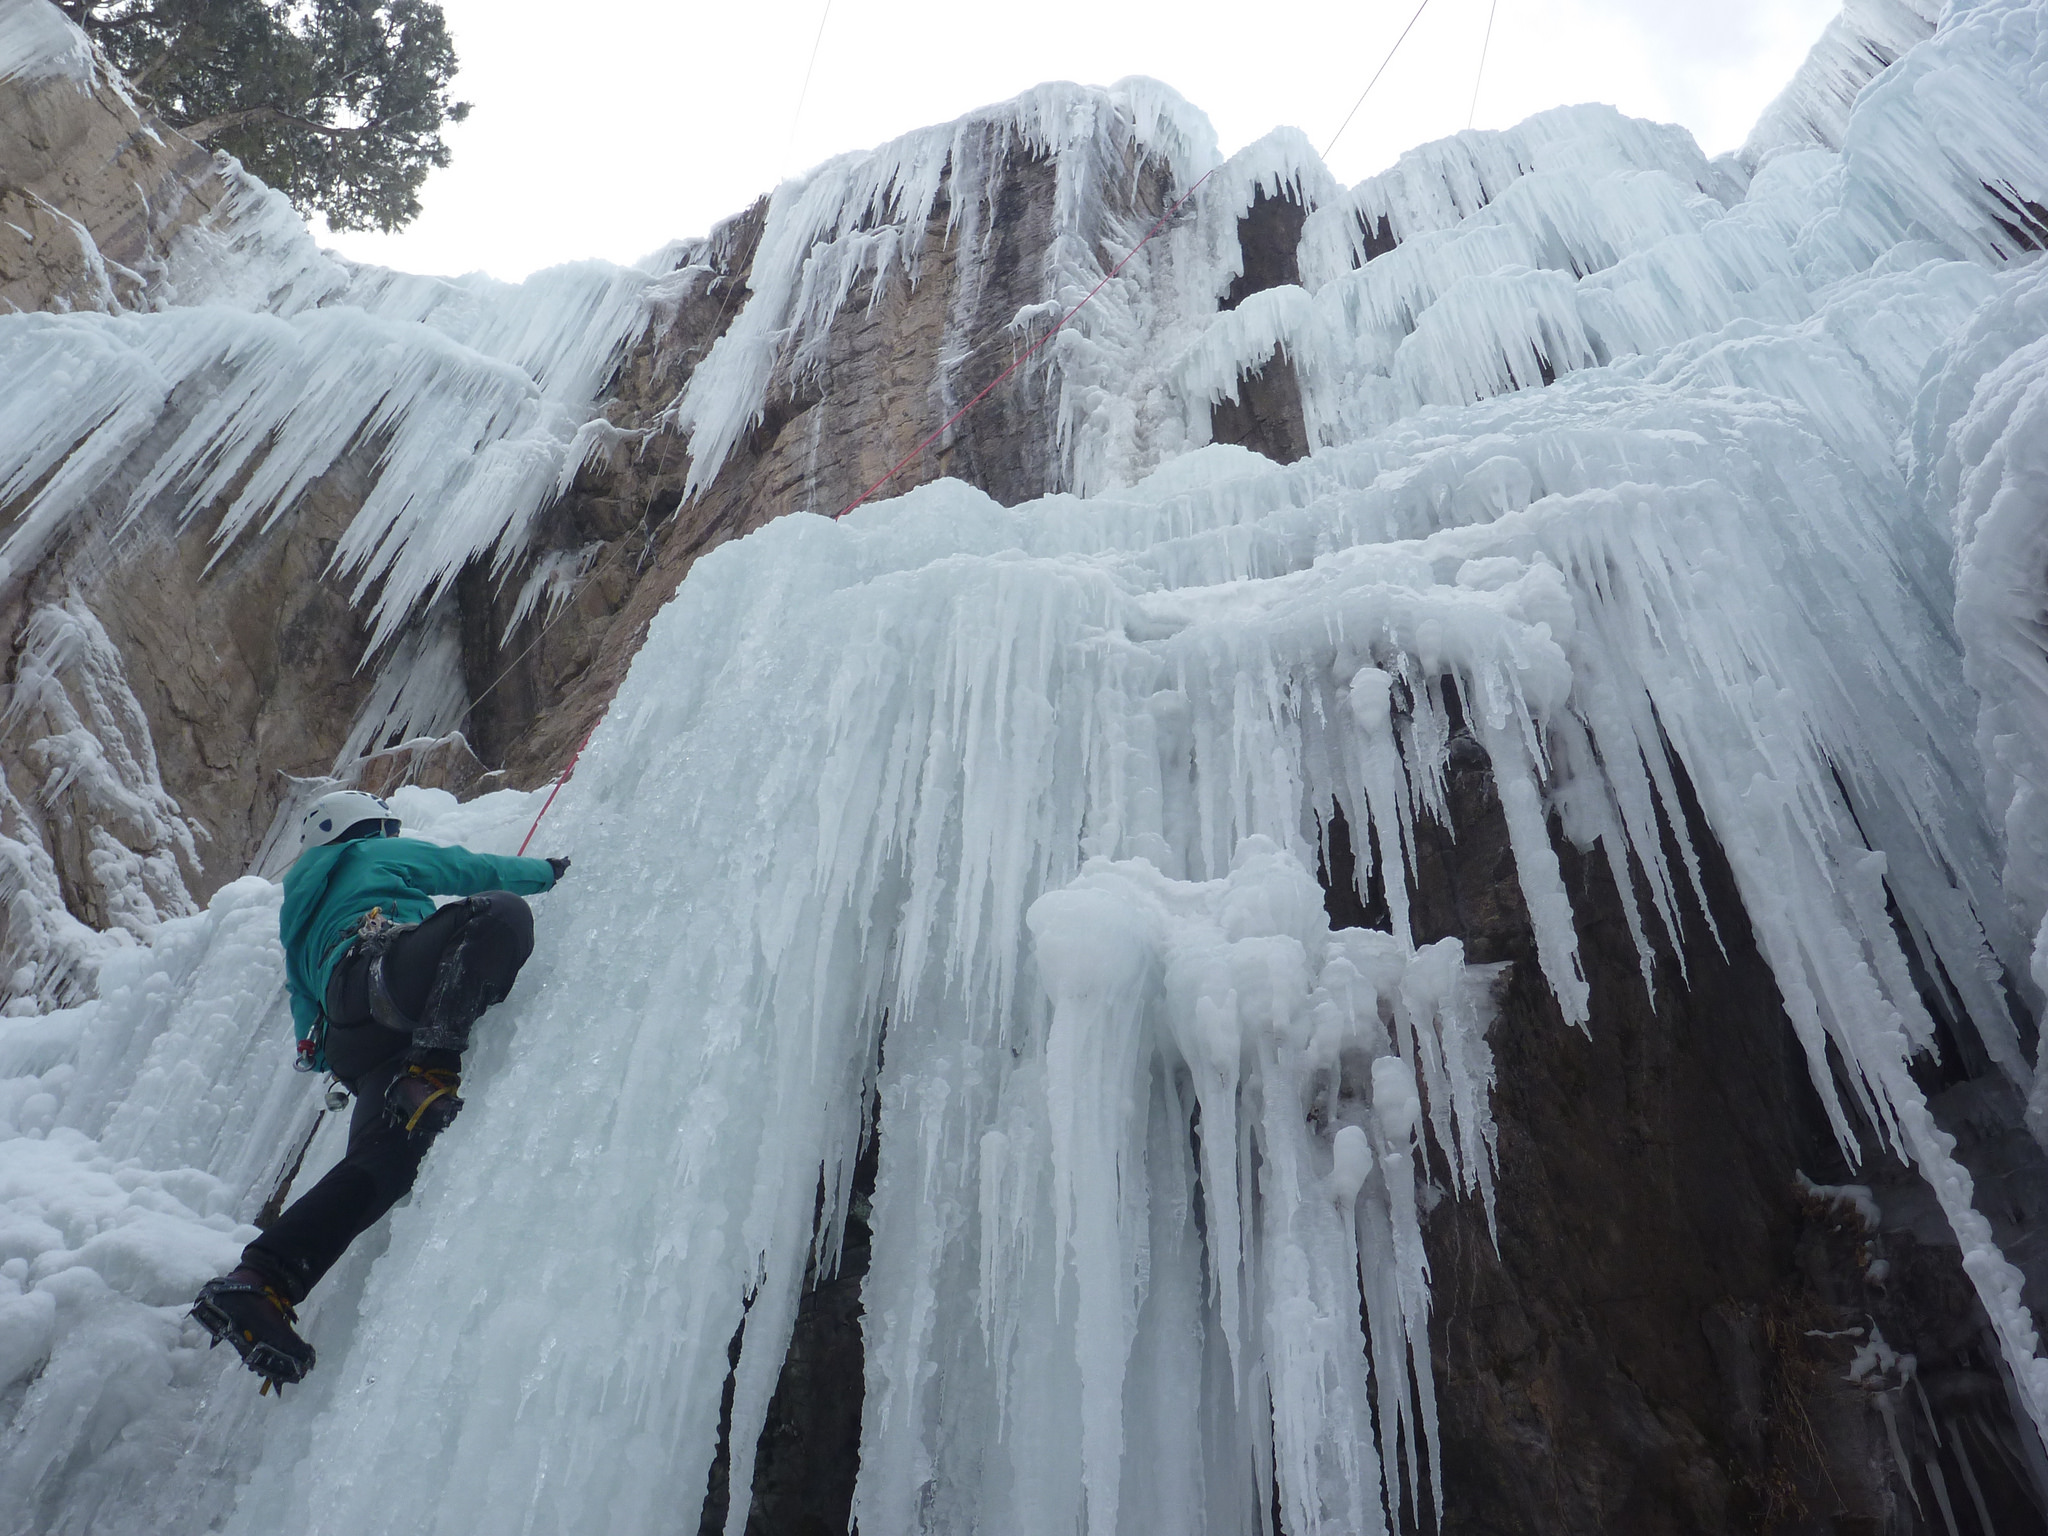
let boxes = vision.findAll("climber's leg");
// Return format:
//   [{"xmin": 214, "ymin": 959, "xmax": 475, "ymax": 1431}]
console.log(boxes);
[{"xmin": 215, "ymin": 893, "xmax": 536, "ymax": 1316}]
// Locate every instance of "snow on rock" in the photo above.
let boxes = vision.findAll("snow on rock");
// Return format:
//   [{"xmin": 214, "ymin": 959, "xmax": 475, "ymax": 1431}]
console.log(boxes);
[
  {"xmin": 0, "ymin": 2, "xmax": 662, "ymax": 653},
  {"xmin": 1, "ymin": 599, "xmax": 200, "ymax": 1008},
  {"xmin": 0, "ymin": 245, "xmax": 659, "ymax": 651}
]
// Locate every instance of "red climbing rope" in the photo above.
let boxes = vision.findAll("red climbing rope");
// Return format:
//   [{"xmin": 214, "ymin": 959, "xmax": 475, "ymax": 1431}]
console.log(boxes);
[
  {"xmin": 833, "ymin": 165, "xmax": 1221, "ymax": 520},
  {"xmin": 517, "ymin": 723, "xmax": 596, "ymax": 856}
]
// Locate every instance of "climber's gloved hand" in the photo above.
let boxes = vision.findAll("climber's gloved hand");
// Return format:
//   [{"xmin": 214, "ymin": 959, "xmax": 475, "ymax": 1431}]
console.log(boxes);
[{"xmin": 546, "ymin": 856, "xmax": 571, "ymax": 883}]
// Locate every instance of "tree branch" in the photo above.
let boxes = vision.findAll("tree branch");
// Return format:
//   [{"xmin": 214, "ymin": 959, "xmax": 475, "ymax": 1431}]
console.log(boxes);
[
  {"xmin": 181, "ymin": 103, "xmax": 424, "ymax": 144},
  {"xmin": 61, "ymin": 2, "xmax": 165, "ymax": 32},
  {"xmin": 127, "ymin": 22, "xmax": 207, "ymax": 91},
  {"xmin": 79, "ymin": 9, "xmax": 166, "ymax": 30}
]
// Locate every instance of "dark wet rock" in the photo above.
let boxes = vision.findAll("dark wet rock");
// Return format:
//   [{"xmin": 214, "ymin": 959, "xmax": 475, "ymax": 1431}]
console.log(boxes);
[{"xmin": 1350, "ymin": 734, "xmax": 2048, "ymax": 1536}]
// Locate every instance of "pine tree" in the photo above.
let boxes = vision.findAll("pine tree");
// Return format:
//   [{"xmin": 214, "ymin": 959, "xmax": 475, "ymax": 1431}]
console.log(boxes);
[{"xmin": 56, "ymin": 0, "xmax": 470, "ymax": 233}]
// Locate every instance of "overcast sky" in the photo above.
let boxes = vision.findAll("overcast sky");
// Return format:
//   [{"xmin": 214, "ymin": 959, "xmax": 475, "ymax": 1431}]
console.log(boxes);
[{"xmin": 321, "ymin": 0, "xmax": 1844, "ymax": 282}]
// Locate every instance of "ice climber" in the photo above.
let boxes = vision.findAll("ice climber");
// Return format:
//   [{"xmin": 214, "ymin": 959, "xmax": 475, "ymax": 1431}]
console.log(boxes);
[{"xmin": 190, "ymin": 789, "xmax": 568, "ymax": 1390}]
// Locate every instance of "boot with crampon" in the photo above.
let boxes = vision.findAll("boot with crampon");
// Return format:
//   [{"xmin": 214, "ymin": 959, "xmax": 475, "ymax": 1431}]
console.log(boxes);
[
  {"xmin": 386, "ymin": 1062, "xmax": 462, "ymax": 1138},
  {"xmin": 191, "ymin": 1265, "xmax": 315, "ymax": 1392}
]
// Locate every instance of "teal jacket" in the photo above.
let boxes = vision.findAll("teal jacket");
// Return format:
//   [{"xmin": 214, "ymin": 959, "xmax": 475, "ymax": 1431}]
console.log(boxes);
[{"xmin": 280, "ymin": 836, "xmax": 558, "ymax": 1056}]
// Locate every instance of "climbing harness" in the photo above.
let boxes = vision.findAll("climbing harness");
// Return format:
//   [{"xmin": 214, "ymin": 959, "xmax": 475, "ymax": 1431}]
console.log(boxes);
[
  {"xmin": 291, "ymin": 838, "xmax": 383, "ymax": 1072},
  {"xmin": 350, "ymin": 907, "xmax": 426, "ymax": 1034}
]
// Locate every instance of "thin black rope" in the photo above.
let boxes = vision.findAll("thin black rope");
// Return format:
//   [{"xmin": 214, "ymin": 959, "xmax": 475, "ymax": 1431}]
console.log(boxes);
[
  {"xmin": 1321, "ymin": 0, "xmax": 1439, "ymax": 159},
  {"xmin": 1468, "ymin": 0, "xmax": 1500, "ymax": 129}
]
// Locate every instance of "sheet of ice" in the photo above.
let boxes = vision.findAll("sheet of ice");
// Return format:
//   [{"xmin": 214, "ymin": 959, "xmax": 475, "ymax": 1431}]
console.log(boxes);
[
  {"xmin": 1917, "ymin": 256, "xmax": 2048, "ymax": 1136},
  {"xmin": 1822, "ymin": 0, "xmax": 2048, "ymax": 268},
  {"xmin": 205, "ymin": 318, "xmax": 2040, "ymax": 1528},
  {"xmin": 1021, "ymin": 845, "xmax": 1499, "ymax": 1535}
]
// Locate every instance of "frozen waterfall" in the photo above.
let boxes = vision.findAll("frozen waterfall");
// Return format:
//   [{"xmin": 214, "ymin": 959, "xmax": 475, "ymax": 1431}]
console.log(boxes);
[{"xmin": 7, "ymin": 0, "xmax": 2048, "ymax": 1531}]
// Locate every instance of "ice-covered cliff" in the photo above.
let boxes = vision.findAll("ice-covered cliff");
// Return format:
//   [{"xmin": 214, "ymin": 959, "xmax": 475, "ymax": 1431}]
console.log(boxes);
[{"xmin": 5, "ymin": 0, "xmax": 2048, "ymax": 1531}]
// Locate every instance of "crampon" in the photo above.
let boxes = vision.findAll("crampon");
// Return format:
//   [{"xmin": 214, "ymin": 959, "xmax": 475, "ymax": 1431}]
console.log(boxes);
[
  {"xmin": 386, "ymin": 1063, "xmax": 462, "ymax": 1138},
  {"xmin": 192, "ymin": 1268, "xmax": 315, "ymax": 1394}
]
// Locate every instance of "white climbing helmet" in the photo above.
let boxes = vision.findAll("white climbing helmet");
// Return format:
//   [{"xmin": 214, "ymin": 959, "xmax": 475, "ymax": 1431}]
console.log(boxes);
[{"xmin": 299, "ymin": 790, "xmax": 399, "ymax": 851}]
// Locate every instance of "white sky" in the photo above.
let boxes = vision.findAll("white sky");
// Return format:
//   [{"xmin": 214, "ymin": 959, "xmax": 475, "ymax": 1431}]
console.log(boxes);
[{"xmin": 321, "ymin": 0, "xmax": 1844, "ymax": 282}]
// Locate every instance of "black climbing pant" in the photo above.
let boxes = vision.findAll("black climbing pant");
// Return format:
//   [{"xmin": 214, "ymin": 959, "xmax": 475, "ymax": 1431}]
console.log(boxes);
[{"xmin": 243, "ymin": 891, "xmax": 535, "ymax": 1301}]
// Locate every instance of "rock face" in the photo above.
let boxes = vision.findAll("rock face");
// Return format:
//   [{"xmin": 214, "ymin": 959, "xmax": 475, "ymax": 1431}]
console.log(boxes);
[
  {"xmin": 0, "ymin": 28, "xmax": 223, "ymax": 313},
  {"xmin": 1209, "ymin": 191, "xmax": 1311, "ymax": 465},
  {"xmin": 1392, "ymin": 749, "xmax": 2048, "ymax": 1535}
]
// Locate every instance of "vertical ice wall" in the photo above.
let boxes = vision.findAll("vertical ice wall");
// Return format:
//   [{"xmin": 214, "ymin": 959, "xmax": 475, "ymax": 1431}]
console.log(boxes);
[
  {"xmin": 4, "ymin": 0, "xmax": 2048, "ymax": 1532},
  {"xmin": 0, "ymin": 789, "xmax": 549, "ymax": 1536},
  {"xmin": 1919, "ymin": 255, "xmax": 2048, "ymax": 1135}
]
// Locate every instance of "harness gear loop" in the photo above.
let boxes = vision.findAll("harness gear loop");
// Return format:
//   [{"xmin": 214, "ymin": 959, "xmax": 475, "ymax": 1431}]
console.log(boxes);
[{"xmin": 344, "ymin": 905, "xmax": 422, "ymax": 1034}]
